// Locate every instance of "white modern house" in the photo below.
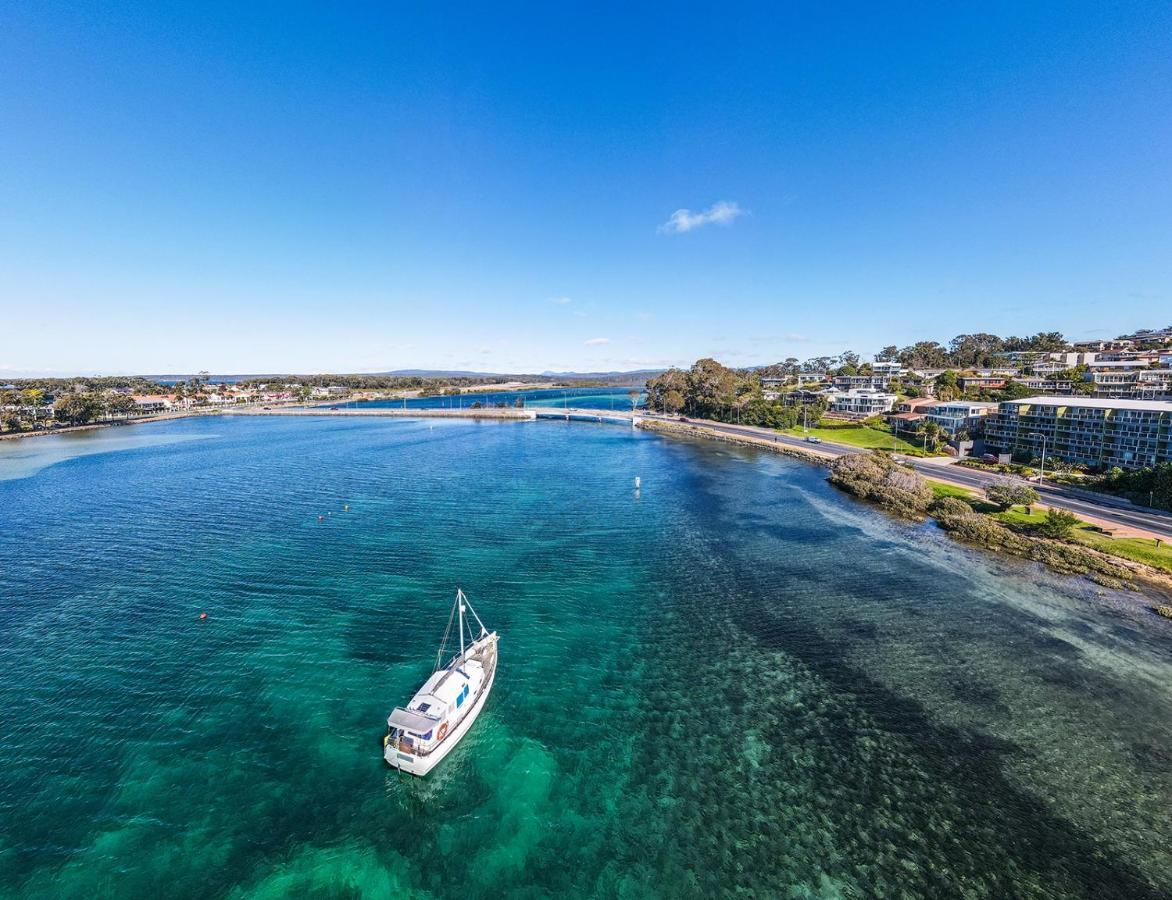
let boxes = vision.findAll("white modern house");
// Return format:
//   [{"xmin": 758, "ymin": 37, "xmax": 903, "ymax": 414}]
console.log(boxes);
[{"xmin": 830, "ymin": 389, "xmax": 897, "ymax": 418}]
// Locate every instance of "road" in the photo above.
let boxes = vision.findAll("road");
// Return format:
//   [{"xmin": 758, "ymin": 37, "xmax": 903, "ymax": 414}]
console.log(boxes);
[{"xmin": 641, "ymin": 413, "xmax": 1172, "ymax": 540}]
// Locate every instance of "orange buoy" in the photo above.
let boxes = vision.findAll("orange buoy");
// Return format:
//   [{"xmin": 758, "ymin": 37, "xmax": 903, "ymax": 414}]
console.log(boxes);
[{"xmin": 199, "ymin": 612, "xmax": 207, "ymax": 620}]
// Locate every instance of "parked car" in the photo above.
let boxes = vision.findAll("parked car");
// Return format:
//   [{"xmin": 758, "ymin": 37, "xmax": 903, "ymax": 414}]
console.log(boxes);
[{"xmin": 679, "ymin": 417, "xmax": 689, "ymax": 422}]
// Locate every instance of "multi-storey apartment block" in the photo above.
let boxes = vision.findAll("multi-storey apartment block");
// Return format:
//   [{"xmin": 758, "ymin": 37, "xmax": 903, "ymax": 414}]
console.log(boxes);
[{"xmin": 985, "ymin": 396, "xmax": 1172, "ymax": 470}]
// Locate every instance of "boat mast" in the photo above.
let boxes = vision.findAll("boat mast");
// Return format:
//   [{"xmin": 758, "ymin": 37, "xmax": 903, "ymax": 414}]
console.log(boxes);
[{"xmin": 457, "ymin": 588, "xmax": 466, "ymax": 663}]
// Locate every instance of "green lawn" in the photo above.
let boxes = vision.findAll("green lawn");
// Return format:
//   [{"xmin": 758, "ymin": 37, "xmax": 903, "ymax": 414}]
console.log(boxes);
[
  {"xmin": 990, "ymin": 506, "xmax": 1172, "ymax": 573},
  {"xmin": 782, "ymin": 421, "xmax": 929, "ymax": 455},
  {"xmin": 928, "ymin": 481, "xmax": 976, "ymax": 501}
]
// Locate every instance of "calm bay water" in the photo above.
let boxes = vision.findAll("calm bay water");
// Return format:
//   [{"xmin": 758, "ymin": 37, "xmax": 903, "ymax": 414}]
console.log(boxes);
[
  {"xmin": 357, "ymin": 385, "xmax": 643, "ymax": 411},
  {"xmin": 1, "ymin": 416, "xmax": 1170, "ymax": 898}
]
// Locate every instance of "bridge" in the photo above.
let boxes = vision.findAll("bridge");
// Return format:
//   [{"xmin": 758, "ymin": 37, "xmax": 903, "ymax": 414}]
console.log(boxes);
[{"xmin": 225, "ymin": 405, "xmax": 639, "ymax": 424}]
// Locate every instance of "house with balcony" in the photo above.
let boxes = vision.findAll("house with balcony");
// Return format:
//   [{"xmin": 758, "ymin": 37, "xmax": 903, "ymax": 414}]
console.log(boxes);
[
  {"xmin": 886, "ymin": 398, "xmax": 936, "ymax": 433},
  {"xmin": 131, "ymin": 395, "xmax": 176, "ymax": 414},
  {"xmin": 829, "ymin": 389, "xmax": 897, "ymax": 419},
  {"xmin": 984, "ymin": 396, "xmax": 1172, "ymax": 470},
  {"xmin": 871, "ymin": 361, "xmax": 905, "ymax": 378},
  {"xmin": 1017, "ymin": 377, "xmax": 1074, "ymax": 394},
  {"xmin": 957, "ymin": 375, "xmax": 1007, "ymax": 392},
  {"xmin": 832, "ymin": 374, "xmax": 893, "ymax": 392},
  {"xmin": 924, "ymin": 401, "xmax": 999, "ymax": 436}
]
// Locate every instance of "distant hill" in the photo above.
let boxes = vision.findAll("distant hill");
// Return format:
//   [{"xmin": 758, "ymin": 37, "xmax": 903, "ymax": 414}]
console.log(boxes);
[{"xmin": 139, "ymin": 368, "xmax": 663, "ymax": 385}]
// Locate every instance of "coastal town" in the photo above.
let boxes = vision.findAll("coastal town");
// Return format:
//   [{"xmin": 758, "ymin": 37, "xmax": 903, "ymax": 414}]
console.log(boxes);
[
  {"xmin": 6, "ymin": 3, "xmax": 1172, "ymax": 895},
  {"xmin": 6, "ymin": 325, "xmax": 1172, "ymax": 484},
  {"xmin": 637, "ymin": 325, "xmax": 1172, "ymax": 473}
]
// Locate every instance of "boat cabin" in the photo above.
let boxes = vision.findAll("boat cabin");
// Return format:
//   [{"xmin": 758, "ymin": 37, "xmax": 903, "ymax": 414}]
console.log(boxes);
[{"xmin": 386, "ymin": 658, "xmax": 486, "ymax": 755}]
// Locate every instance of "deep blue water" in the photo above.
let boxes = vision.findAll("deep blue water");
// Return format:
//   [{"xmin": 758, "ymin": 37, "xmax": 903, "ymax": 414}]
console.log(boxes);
[
  {"xmin": 0, "ymin": 416, "xmax": 1170, "ymax": 898},
  {"xmin": 356, "ymin": 385, "xmax": 643, "ymax": 411}
]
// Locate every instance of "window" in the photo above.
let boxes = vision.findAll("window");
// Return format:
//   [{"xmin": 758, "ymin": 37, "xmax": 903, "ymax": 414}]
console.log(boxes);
[
  {"xmin": 418, "ymin": 702, "xmax": 431, "ymax": 713},
  {"xmin": 422, "ymin": 730, "xmax": 433, "ymax": 740},
  {"xmin": 456, "ymin": 693, "xmax": 464, "ymax": 708}
]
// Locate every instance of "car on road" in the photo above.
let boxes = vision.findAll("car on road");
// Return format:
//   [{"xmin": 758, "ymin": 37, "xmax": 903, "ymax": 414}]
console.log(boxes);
[
  {"xmin": 805, "ymin": 436, "xmax": 822, "ymax": 443},
  {"xmin": 679, "ymin": 417, "xmax": 689, "ymax": 423}
]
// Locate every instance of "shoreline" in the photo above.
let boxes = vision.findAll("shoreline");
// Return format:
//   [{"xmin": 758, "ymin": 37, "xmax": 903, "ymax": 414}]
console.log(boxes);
[
  {"xmin": 0, "ymin": 408, "xmax": 223, "ymax": 442},
  {"xmin": 637, "ymin": 417, "xmax": 1172, "ymax": 598},
  {"xmin": 6, "ymin": 407, "xmax": 1169, "ymax": 598},
  {"xmin": 636, "ymin": 417, "xmax": 838, "ymax": 467}
]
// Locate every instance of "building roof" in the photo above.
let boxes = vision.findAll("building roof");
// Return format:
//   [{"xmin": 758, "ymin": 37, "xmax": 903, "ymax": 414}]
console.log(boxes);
[{"xmin": 1003, "ymin": 396, "xmax": 1172, "ymax": 413}]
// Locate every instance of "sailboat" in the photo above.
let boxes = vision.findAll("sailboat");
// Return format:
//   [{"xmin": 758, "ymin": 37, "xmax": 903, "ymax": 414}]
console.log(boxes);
[{"xmin": 383, "ymin": 589, "xmax": 499, "ymax": 776}]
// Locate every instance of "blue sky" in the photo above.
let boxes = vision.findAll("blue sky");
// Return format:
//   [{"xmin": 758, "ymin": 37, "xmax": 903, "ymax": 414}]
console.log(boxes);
[{"xmin": 2, "ymin": 2, "xmax": 1170, "ymax": 376}]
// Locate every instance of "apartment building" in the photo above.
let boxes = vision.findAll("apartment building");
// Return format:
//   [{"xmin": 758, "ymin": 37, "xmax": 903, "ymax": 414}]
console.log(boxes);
[{"xmin": 985, "ymin": 396, "xmax": 1172, "ymax": 470}]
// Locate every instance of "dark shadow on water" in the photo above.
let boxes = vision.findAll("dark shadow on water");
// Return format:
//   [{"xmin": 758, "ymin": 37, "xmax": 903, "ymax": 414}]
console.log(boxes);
[{"xmin": 733, "ymin": 610, "xmax": 1166, "ymax": 899}]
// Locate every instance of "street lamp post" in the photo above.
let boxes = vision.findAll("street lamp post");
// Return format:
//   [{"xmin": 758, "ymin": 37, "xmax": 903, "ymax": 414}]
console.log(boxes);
[{"xmin": 1028, "ymin": 432, "xmax": 1048, "ymax": 484}]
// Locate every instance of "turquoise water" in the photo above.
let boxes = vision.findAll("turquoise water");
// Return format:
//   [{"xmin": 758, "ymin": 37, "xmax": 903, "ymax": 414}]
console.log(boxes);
[
  {"xmin": 358, "ymin": 385, "xmax": 643, "ymax": 411},
  {"xmin": 1, "ymin": 417, "xmax": 1170, "ymax": 898}
]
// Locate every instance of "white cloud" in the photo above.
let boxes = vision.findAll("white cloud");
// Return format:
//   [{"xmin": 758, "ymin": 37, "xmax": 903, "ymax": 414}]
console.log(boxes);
[
  {"xmin": 658, "ymin": 200, "xmax": 746, "ymax": 235},
  {"xmin": 584, "ymin": 337, "xmax": 610, "ymax": 346},
  {"xmin": 550, "ymin": 296, "xmax": 572, "ymax": 305}
]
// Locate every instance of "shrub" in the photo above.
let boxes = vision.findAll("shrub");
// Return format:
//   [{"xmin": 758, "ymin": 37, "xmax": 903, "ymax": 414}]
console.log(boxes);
[
  {"xmin": 985, "ymin": 484, "xmax": 1040, "ymax": 511},
  {"xmin": 829, "ymin": 452, "xmax": 934, "ymax": 518},
  {"xmin": 1034, "ymin": 508, "xmax": 1080, "ymax": 539}
]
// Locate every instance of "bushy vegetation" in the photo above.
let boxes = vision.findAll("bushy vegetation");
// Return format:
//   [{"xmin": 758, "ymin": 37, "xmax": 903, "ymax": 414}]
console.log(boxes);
[
  {"xmin": 828, "ymin": 452, "xmax": 934, "ymax": 518},
  {"xmin": 1033, "ymin": 508, "xmax": 1080, "ymax": 539},
  {"xmin": 929, "ymin": 497, "xmax": 1131, "ymax": 584},
  {"xmin": 1089, "ymin": 463, "xmax": 1172, "ymax": 512},
  {"xmin": 644, "ymin": 359, "xmax": 818, "ymax": 428}
]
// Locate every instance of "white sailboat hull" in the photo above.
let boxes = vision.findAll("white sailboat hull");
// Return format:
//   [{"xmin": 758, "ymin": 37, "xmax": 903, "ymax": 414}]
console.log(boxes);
[{"xmin": 384, "ymin": 632, "xmax": 497, "ymax": 777}]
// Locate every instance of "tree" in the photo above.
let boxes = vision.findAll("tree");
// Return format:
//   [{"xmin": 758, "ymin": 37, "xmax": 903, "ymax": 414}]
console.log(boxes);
[
  {"xmin": 627, "ymin": 389, "xmax": 640, "ymax": 411},
  {"xmin": 643, "ymin": 368, "xmax": 687, "ymax": 412},
  {"xmin": 934, "ymin": 370, "xmax": 960, "ymax": 401},
  {"xmin": 685, "ymin": 358, "xmax": 738, "ymax": 418},
  {"xmin": 21, "ymin": 388, "xmax": 45, "ymax": 425},
  {"xmin": 107, "ymin": 394, "xmax": 138, "ymax": 418},
  {"xmin": 985, "ymin": 484, "xmax": 1041, "ymax": 511},
  {"xmin": 875, "ymin": 345, "xmax": 900, "ymax": 362},
  {"xmin": 919, "ymin": 421, "xmax": 944, "ymax": 451},
  {"xmin": 53, "ymin": 392, "xmax": 105, "ymax": 425},
  {"xmin": 662, "ymin": 389, "xmax": 684, "ymax": 414},
  {"xmin": 1035, "ymin": 508, "xmax": 1080, "ymax": 539},
  {"xmin": 802, "ymin": 356, "xmax": 836, "ymax": 374},
  {"xmin": 948, "ymin": 333, "xmax": 1005, "ymax": 368},
  {"xmin": 898, "ymin": 341, "xmax": 949, "ymax": 369},
  {"xmin": 998, "ymin": 380, "xmax": 1034, "ymax": 400}
]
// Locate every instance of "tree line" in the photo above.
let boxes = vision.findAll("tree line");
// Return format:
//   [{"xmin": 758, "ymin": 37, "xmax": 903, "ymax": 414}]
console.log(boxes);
[
  {"xmin": 756, "ymin": 330, "xmax": 1070, "ymax": 379},
  {"xmin": 643, "ymin": 359, "xmax": 823, "ymax": 429}
]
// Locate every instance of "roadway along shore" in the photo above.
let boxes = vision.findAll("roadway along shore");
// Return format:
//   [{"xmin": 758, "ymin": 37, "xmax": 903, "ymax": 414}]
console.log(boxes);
[{"xmin": 633, "ymin": 413, "xmax": 1172, "ymax": 542}]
